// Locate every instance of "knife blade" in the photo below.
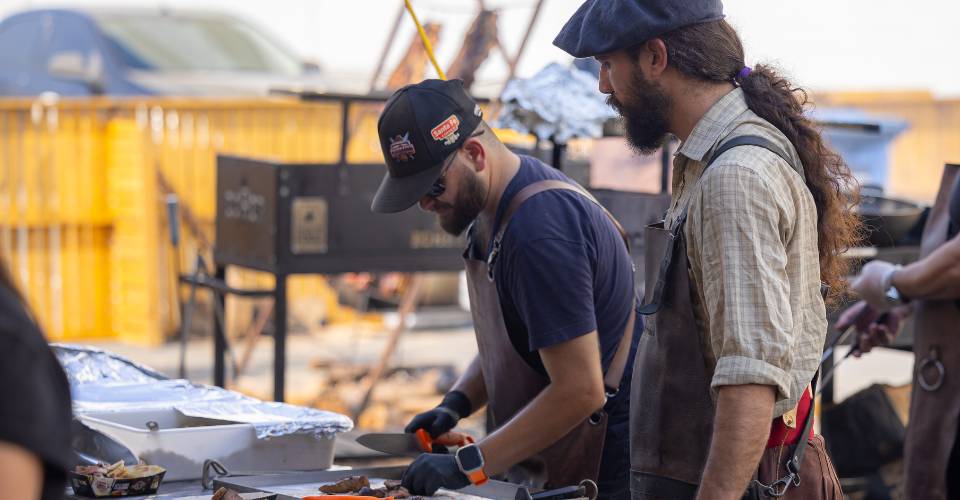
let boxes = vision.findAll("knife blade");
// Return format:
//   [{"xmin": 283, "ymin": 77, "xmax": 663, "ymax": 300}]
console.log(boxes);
[{"xmin": 356, "ymin": 429, "xmax": 475, "ymax": 457}]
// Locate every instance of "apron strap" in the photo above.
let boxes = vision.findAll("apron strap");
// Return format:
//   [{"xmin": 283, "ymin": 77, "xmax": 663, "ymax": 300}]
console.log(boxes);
[
  {"xmin": 707, "ymin": 135, "xmax": 804, "ymax": 181},
  {"xmin": 639, "ymin": 135, "xmax": 800, "ymax": 316},
  {"xmin": 490, "ymin": 179, "xmax": 636, "ymax": 393},
  {"xmin": 495, "ymin": 179, "xmax": 630, "ymax": 250}
]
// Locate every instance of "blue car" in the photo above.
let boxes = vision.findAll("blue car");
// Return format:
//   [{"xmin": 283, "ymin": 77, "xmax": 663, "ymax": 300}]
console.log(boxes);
[{"xmin": 0, "ymin": 8, "xmax": 326, "ymax": 96}]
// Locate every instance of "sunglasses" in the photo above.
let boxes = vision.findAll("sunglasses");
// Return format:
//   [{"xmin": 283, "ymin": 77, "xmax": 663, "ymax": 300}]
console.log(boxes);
[
  {"xmin": 425, "ymin": 128, "xmax": 485, "ymax": 199},
  {"xmin": 426, "ymin": 152, "xmax": 456, "ymax": 199}
]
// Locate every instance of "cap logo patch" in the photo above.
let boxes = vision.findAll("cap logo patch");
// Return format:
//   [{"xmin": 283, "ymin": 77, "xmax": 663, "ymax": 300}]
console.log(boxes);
[
  {"xmin": 388, "ymin": 132, "xmax": 416, "ymax": 162},
  {"xmin": 431, "ymin": 114, "xmax": 461, "ymax": 146},
  {"xmin": 473, "ymin": 104, "xmax": 482, "ymax": 117}
]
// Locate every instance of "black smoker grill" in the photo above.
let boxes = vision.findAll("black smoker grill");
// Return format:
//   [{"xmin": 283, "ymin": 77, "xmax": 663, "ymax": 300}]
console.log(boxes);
[{"xmin": 209, "ymin": 94, "xmax": 465, "ymax": 402}]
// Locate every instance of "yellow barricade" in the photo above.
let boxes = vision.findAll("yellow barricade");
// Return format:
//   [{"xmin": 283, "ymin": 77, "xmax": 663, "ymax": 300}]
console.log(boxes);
[{"xmin": 0, "ymin": 96, "xmax": 386, "ymax": 345}]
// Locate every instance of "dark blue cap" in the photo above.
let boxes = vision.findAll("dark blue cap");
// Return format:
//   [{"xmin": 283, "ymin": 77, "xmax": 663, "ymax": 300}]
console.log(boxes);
[{"xmin": 554, "ymin": 0, "xmax": 725, "ymax": 58}]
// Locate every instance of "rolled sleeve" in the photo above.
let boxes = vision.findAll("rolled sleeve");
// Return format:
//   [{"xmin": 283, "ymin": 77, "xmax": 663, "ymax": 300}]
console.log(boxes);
[
  {"xmin": 690, "ymin": 163, "xmax": 797, "ymax": 405},
  {"xmin": 712, "ymin": 356, "xmax": 792, "ymax": 400}
]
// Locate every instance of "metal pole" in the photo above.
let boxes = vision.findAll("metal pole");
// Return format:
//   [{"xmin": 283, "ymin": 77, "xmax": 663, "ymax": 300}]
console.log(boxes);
[
  {"xmin": 273, "ymin": 274, "xmax": 288, "ymax": 402},
  {"xmin": 179, "ymin": 257, "xmax": 202, "ymax": 380},
  {"xmin": 213, "ymin": 265, "xmax": 227, "ymax": 388},
  {"xmin": 551, "ymin": 139, "xmax": 566, "ymax": 171},
  {"xmin": 475, "ymin": 0, "xmax": 512, "ymax": 65},
  {"xmin": 504, "ymin": 0, "xmax": 545, "ymax": 84},
  {"xmin": 369, "ymin": 1, "xmax": 407, "ymax": 92},
  {"xmin": 404, "ymin": 0, "xmax": 446, "ymax": 80}
]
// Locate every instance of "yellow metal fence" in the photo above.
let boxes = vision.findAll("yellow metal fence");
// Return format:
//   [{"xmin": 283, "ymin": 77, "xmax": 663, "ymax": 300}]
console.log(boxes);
[{"xmin": 0, "ymin": 96, "xmax": 386, "ymax": 345}]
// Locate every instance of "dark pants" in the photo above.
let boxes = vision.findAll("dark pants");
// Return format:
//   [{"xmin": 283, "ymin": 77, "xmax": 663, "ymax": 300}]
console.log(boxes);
[
  {"xmin": 948, "ymin": 424, "xmax": 960, "ymax": 498},
  {"xmin": 598, "ymin": 398, "xmax": 630, "ymax": 500}
]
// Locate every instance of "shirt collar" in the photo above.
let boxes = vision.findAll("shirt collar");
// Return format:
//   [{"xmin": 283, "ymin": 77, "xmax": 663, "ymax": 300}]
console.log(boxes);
[{"xmin": 677, "ymin": 87, "xmax": 748, "ymax": 162}]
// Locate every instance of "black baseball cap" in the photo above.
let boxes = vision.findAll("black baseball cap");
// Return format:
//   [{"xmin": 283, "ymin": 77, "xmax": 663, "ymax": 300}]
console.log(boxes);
[{"xmin": 372, "ymin": 79, "xmax": 484, "ymax": 213}]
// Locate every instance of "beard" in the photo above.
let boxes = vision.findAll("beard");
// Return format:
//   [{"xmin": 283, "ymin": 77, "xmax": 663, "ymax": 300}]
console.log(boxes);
[
  {"xmin": 435, "ymin": 170, "xmax": 486, "ymax": 236},
  {"xmin": 607, "ymin": 72, "xmax": 672, "ymax": 155}
]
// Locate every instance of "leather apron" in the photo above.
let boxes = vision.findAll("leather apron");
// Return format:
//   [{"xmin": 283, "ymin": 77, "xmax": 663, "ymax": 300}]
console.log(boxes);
[
  {"xmin": 463, "ymin": 179, "xmax": 636, "ymax": 490},
  {"xmin": 629, "ymin": 137, "xmax": 842, "ymax": 499},
  {"xmin": 904, "ymin": 163, "xmax": 960, "ymax": 499}
]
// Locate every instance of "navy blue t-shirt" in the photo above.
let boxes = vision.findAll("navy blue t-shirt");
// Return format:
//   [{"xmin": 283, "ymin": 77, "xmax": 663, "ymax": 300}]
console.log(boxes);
[
  {"xmin": 486, "ymin": 155, "xmax": 639, "ymax": 377},
  {"xmin": 465, "ymin": 155, "xmax": 640, "ymax": 482},
  {"xmin": 476, "ymin": 155, "xmax": 640, "ymax": 481}
]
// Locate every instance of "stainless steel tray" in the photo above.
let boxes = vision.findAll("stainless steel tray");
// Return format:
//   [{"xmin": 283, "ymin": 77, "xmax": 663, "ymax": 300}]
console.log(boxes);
[{"xmin": 213, "ymin": 467, "xmax": 525, "ymax": 500}]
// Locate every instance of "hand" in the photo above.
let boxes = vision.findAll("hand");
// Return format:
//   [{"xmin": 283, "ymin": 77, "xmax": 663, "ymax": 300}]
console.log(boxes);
[
  {"xmin": 852, "ymin": 260, "xmax": 898, "ymax": 311},
  {"xmin": 405, "ymin": 391, "xmax": 472, "ymax": 439},
  {"xmin": 401, "ymin": 454, "xmax": 471, "ymax": 496},
  {"xmin": 835, "ymin": 301, "xmax": 909, "ymax": 356}
]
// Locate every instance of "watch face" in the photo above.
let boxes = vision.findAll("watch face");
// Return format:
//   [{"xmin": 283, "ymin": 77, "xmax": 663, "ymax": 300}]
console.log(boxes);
[
  {"xmin": 886, "ymin": 286, "xmax": 901, "ymax": 303},
  {"xmin": 457, "ymin": 445, "xmax": 484, "ymax": 471}
]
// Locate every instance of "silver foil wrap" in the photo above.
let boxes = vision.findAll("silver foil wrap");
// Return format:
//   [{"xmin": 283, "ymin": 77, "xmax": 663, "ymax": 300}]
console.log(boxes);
[
  {"xmin": 54, "ymin": 344, "xmax": 352, "ymax": 439},
  {"xmin": 495, "ymin": 62, "xmax": 617, "ymax": 143}
]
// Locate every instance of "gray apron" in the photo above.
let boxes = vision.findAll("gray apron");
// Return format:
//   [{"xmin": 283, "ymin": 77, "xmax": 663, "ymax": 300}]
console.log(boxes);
[
  {"xmin": 463, "ymin": 179, "xmax": 635, "ymax": 489},
  {"xmin": 629, "ymin": 136, "xmax": 842, "ymax": 499},
  {"xmin": 904, "ymin": 163, "xmax": 960, "ymax": 499}
]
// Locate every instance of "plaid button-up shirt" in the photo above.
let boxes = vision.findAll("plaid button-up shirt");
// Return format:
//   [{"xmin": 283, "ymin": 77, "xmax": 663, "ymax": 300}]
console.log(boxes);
[{"xmin": 666, "ymin": 88, "xmax": 827, "ymax": 417}]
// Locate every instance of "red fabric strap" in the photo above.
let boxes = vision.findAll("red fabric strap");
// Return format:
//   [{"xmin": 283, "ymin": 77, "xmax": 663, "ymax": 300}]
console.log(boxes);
[{"xmin": 766, "ymin": 387, "xmax": 814, "ymax": 448}]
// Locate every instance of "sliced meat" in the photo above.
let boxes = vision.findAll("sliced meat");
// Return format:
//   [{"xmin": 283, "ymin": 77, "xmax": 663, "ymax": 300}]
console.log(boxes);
[
  {"xmin": 357, "ymin": 486, "xmax": 386, "ymax": 498},
  {"xmin": 383, "ymin": 480, "xmax": 402, "ymax": 490},
  {"xmin": 211, "ymin": 487, "xmax": 244, "ymax": 500},
  {"xmin": 319, "ymin": 475, "xmax": 371, "ymax": 494}
]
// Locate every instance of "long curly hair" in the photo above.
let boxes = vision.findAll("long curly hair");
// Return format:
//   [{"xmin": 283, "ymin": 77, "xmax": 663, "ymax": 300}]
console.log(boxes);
[{"xmin": 656, "ymin": 19, "xmax": 863, "ymax": 304}]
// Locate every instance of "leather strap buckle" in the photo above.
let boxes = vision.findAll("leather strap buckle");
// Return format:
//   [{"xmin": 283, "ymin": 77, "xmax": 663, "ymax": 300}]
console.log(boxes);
[{"xmin": 918, "ymin": 347, "xmax": 945, "ymax": 392}]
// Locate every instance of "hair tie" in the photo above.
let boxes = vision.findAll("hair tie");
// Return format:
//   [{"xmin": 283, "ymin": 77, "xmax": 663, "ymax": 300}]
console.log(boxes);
[{"xmin": 738, "ymin": 66, "xmax": 753, "ymax": 80}]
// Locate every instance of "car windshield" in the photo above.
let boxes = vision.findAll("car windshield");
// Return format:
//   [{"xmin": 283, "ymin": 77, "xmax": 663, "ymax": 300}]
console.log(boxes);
[{"xmin": 94, "ymin": 13, "xmax": 303, "ymax": 75}]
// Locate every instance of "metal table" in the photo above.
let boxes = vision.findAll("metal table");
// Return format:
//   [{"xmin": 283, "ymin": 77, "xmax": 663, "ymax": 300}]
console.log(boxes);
[
  {"xmin": 213, "ymin": 467, "xmax": 527, "ymax": 500},
  {"xmin": 67, "ymin": 479, "xmax": 209, "ymax": 499}
]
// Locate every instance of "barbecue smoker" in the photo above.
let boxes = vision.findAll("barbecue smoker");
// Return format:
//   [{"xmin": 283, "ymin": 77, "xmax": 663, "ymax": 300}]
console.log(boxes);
[
  {"xmin": 207, "ymin": 94, "xmax": 464, "ymax": 402},
  {"xmin": 215, "ymin": 156, "xmax": 464, "ymax": 274}
]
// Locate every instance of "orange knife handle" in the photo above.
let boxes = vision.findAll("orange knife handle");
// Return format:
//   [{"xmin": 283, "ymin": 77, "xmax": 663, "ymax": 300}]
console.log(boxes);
[
  {"xmin": 414, "ymin": 428, "xmax": 433, "ymax": 453},
  {"xmin": 433, "ymin": 431, "xmax": 475, "ymax": 447}
]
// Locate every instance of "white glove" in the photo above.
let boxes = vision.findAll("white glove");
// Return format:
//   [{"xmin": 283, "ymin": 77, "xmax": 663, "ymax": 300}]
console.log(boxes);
[{"xmin": 852, "ymin": 260, "xmax": 900, "ymax": 312}]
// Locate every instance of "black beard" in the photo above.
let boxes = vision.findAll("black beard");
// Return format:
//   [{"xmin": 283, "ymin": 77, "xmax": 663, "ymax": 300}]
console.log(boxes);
[
  {"xmin": 607, "ymin": 74, "xmax": 672, "ymax": 155},
  {"xmin": 438, "ymin": 170, "xmax": 486, "ymax": 236}
]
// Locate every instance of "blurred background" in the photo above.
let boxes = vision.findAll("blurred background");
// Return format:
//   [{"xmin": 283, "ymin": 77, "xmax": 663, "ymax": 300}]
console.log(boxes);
[{"xmin": 0, "ymin": 2, "xmax": 955, "ymax": 496}]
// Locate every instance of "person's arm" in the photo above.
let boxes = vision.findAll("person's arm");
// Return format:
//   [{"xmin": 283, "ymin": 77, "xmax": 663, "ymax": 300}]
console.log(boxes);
[
  {"xmin": 696, "ymin": 385, "xmax": 776, "ymax": 500},
  {"xmin": 0, "ymin": 439, "xmax": 43, "ymax": 500},
  {"xmin": 893, "ymin": 234, "xmax": 960, "ymax": 300},
  {"xmin": 450, "ymin": 355, "xmax": 488, "ymax": 412},
  {"xmin": 477, "ymin": 331, "xmax": 606, "ymax": 475},
  {"xmin": 689, "ymin": 163, "xmax": 800, "ymax": 498},
  {"xmin": 834, "ymin": 300, "xmax": 911, "ymax": 356}
]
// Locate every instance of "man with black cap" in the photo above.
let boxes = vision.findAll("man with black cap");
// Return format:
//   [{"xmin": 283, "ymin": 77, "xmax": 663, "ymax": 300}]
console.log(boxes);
[
  {"xmin": 554, "ymin": 1, "xmax": 851, "ymax": 499},
  {"xmin": 372, "ymin": 79, "xmax": 640, "ymax": 498}
]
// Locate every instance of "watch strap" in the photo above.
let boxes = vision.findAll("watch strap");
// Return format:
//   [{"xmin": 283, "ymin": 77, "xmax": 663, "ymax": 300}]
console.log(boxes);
[
  {"xmin": 456, "ymin": 445, "xmax": 488, "ymax": 486},
  {"xmin": 465, "ymin": 468, "xmax": 488, "ymax": 486}
]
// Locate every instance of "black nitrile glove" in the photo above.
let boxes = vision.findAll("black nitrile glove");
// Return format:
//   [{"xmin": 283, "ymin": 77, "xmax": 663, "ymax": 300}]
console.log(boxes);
[
  {"xmin": 404, "ymin": 390, "xmax": 472, "ymax": 438},
  {"xmin": 401, "ymin": 453, "xmax": 471, "ymax": 496}
]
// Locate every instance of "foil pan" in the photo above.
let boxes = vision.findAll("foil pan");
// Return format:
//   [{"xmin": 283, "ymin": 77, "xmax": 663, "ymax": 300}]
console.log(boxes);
[
  {"xmin": 177, "ymin": 401, "xmax": 353, "ymax": 440},
  {"xmin": 495, "ymin": 62, "xmax": 617, "ymax": 143},
  {"xmin": 56, "ymin": 344, "xmax": 352, "ymax": 439},
  {"xmin": 53, "ymin": 344, "xmax": 167, "ymax": 386}
]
